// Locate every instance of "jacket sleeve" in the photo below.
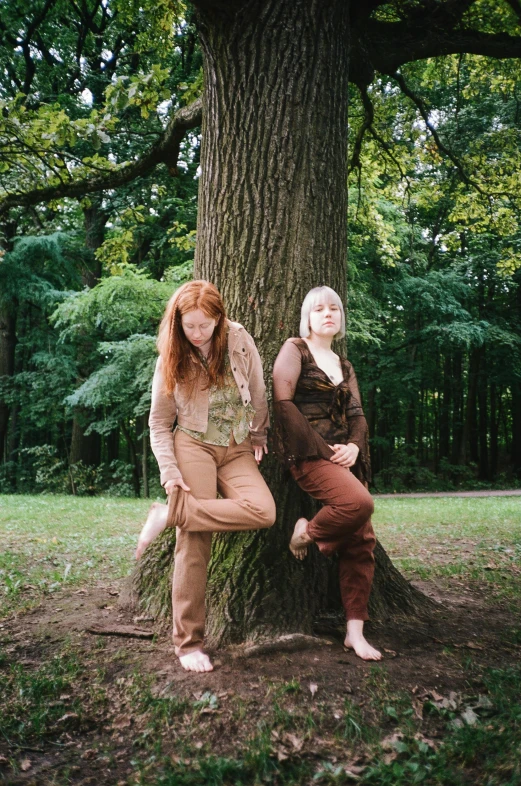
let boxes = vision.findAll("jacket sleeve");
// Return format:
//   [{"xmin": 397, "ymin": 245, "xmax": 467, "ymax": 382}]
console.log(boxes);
[
  {"xmin": 148, "ymin": 357, "xmax": 183, "ymax": 486},
  {"xmin": 243, "ymin": 330, "xmax": 269, "ymax": 446}
]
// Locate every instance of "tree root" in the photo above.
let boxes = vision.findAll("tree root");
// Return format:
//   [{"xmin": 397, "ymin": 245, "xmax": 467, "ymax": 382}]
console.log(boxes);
[{"xmin": 230, "ymin": 633, "xmax": 334, "ymax": 658}]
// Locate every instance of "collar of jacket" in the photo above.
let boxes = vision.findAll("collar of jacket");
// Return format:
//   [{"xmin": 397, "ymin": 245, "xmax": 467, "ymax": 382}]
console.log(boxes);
[{"xmin": 226, "ymin": 319, "xmax": 248, "ymax": 354}]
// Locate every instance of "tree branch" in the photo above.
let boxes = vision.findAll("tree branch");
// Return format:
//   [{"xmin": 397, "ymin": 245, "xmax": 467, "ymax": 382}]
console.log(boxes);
[
  {"xmin": 391, "ymin": 70, "xmax": 487, "ymax": 195},
  {"xmin": 0, "ymin": 98, "xmax": 203, "ymax": 217},
  {"xmin": 348, "ymin": 85, "xmax": 374, "ymax": 173},
  {"xmin": 365, "ymin": 24, "xmax": 521, "ymax": 74}
]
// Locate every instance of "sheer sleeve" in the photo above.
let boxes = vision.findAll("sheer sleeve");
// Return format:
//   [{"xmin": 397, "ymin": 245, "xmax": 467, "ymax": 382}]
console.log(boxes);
[
  {"xmin": 272, "ymin": 339, "xmax": 302, "ymax": 402},
  {"xmin": 343, "ymin": 362, "xmax": 369, "ymax": 450},
  {"xmin": 272, "ymin": 340, "xmax": 333, "ymax": 467},
  {"xmin": 342, "ymin": 361, "xmax": 371, "ymax": 484}
]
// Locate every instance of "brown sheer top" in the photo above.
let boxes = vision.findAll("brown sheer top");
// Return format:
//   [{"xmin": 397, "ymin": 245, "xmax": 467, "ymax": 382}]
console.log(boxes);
[{"xmin": 272, "ymin": 338, "xmax": 371, "ymax": 484}]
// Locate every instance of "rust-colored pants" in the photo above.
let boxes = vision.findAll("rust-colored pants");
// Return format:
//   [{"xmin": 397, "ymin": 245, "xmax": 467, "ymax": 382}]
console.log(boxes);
[
  {"xmin": 290, "ymin": 458, "xmax": 376, "ymax": 621},
  {"xmin": 168, "ymin": 429, "xmax": 276, "ymax": 655}
]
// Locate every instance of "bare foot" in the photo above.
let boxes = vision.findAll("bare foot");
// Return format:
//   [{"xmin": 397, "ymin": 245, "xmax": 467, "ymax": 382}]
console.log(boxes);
[
  {"xmin": 344, "ymin": 619, "xmax": 382, "ymax": 661},
  {"xmin": 289, "ymin": 517, "xmax": 312, "ymax": 560},
  {"xmin": 179, "ymin": 650, "xmax": 214, "ymax": 672},
  {"xmin": 135, "ymin": 502, "xmax": 168, "ymax": 560}
]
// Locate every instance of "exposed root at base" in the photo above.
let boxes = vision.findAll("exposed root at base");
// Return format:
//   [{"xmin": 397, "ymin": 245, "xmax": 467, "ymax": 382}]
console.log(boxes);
[{"xmin": 230, "ymin": 633, "xmax": 334, "ymax": 658}]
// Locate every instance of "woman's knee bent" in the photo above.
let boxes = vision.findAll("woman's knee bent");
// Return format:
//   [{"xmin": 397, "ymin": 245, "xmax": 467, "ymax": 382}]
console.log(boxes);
[{"xmin": 257, "ymin": 496, "xmax": 277, "ymax": 528}]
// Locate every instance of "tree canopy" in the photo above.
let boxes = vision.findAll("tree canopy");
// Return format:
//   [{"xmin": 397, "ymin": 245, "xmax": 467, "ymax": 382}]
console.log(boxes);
[{"xmin": 1, "ymin": 0, "xmax": 521, "ymax": 497}]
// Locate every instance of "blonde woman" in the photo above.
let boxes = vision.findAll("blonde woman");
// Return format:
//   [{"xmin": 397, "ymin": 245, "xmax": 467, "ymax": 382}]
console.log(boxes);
[{"xmin": 273, "ymin": 286, "xmax": 380, "ymax": 661}]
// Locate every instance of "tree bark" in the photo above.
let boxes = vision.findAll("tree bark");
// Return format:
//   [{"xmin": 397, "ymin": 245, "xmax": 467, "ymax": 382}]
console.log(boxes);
[{"xmin": 131, "ymin": 0, "xmax": 434, "ymax": 642}]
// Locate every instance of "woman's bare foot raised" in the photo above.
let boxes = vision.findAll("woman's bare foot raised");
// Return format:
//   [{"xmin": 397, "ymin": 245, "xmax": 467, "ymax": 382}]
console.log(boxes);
[
  {"xmin": 179, "ymin": 651, "xmax": 213, "ymax": 673},
  {"xmin": 344, "ymin": 619, "xmax": 382, "ymax": 661},
  {"xmin": 289, "ymin": 517, "xmax": 312, "ymax": 560},
  {"xmin": 135, "ymin": 502, "xmax": 168, "ymax": 560}
]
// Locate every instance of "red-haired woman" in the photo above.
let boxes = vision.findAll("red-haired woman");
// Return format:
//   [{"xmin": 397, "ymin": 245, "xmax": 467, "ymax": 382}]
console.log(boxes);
[{"xmin": 136, "ymin": 280, "xmax": 276, "ymax": 673}]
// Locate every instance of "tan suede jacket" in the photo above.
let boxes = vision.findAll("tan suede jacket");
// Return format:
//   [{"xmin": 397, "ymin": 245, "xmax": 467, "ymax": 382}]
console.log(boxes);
[{"xmin": 149, "ymin": 320, "xmax": 269, "ymax": 486}]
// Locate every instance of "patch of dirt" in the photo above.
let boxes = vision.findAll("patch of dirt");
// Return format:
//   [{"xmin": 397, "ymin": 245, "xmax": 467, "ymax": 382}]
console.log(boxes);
[{"xmin": 1, "ymin": 578, "xmax": 520, "ymax": 785}]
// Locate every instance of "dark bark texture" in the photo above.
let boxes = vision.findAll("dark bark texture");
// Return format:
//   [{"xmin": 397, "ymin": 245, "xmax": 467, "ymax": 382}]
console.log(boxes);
[{"xmin": 131, "ymin": 0, "xmax": 433, "ymax": 645}]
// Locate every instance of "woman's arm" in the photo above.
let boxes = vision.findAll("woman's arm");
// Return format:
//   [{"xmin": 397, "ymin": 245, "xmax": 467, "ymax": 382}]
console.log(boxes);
[
  {"xmin": 148, "ymin": 357, "xmax": 183, "ymax": 487},
  {"xmin": 272, "ymin": 339, "xmax": 302, "ymax": 402},
  {"xmin": 344, "ymin": 362, "xmax": 369, "ymax": 449},
  {"xmin": 330, "ymin": 362, "xmax": 370, "ymax": 472}
]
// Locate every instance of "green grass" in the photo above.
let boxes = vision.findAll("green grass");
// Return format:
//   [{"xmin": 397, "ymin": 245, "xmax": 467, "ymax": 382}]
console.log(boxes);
[
  {"xmin": 0, "ymin": 494, "xmax": 153, "ymax": 616},
  {"xmin": 362, "ymin": 666, "xmax": 521, "ymax": 786},
  {"xmin": 374, "ymin": 496, "xmax": 521, "ymax": 592},
  {"xmin": 1, "ymin": 493, "xmax": 520, "ymax": 785},
  {"xmin": 0, "ymin": 647, "xmax": 86, "ymax": 745}
]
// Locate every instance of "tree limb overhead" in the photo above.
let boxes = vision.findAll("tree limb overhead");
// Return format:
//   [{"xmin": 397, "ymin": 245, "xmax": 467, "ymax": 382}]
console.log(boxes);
[{"xmin": 0, "ymin": 98, "xmax": 202, "ymax": 217}]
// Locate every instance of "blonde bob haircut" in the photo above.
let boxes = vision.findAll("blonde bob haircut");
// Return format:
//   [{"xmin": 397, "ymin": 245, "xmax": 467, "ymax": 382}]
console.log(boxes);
[{"xmin": 299, "ymin": 286, "xmax": 346, "ymax": 340}]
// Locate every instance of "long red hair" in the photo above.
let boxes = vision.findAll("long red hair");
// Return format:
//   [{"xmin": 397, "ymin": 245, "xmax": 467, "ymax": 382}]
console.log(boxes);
[{"xmin": 157, "ymin": 280, "xmax": 228, "ymax": 395}]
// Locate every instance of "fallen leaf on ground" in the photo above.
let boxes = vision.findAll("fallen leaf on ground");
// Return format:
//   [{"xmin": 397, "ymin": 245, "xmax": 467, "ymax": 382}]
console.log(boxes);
[
  {"xmin": 285, "ymin": 733, "xmax": 304, "ymax": 752},
  {"xmin": 473, "ymin": 695, "xmax": 494, "ymax": 710},
  {"xmin": 112, "ymin": 714, "xmax": 132, "ymax": 729},
  {"xmin": 343, "ymin": 770, "xmax": 362, "ymax": 782},
  {"xmin": 20, "ymin": 760, "xmax": 31, "ymax": 772},
  {"xmin": 81, "ymin": 750, "xmax": 97, "ymax": 760},
  {"xmin": 461, "ymin": 707, "xmax": 479, "ymax": 726},
  {"xmin": 309, "ymin": 682, "xmax": 318, "ymax": 697},
  {"xmin": 381, "ymin": 732, "xmax": 404, "ymax": 751},
  {"xmin": 383, "ymin": 648, "xmax": 397, "ymax": 657},
  {"xmin": 57, "ymin": 713, "xmax": 79, "ymax": 724}
]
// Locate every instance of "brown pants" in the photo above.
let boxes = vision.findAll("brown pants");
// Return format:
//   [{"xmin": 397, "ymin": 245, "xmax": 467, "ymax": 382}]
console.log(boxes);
[
  {"xmin": 290, "ymin": 459, "xmax": 376, "ymax": 621},
  {"xmin": 169, "ymin": 429, "xmax": 276, "ymax": 655}
]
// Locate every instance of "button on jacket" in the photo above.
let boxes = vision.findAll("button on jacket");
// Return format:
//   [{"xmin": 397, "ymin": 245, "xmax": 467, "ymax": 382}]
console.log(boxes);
[{"xmin": 149, "ymin": 320, "xmax": 269, "ymax": 486}]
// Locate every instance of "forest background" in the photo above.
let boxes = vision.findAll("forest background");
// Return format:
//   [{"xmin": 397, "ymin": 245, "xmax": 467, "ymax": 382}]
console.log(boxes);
[{"xmin": 1, "ymin": 0, "xmax": 521, "ymax": 499}]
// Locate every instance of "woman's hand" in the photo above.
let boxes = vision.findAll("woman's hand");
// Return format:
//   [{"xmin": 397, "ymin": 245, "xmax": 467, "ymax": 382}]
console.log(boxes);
[
  {"xmin": 328, "ymin": 442, "xmax": 359, "ymax": 468},
  {"xmin": 254, "ymin": 444, "xmax": 268, "ymax": 464},
  {"xmin": 164, "ymin": 476, "xmax": 191, "ymax": 494}
]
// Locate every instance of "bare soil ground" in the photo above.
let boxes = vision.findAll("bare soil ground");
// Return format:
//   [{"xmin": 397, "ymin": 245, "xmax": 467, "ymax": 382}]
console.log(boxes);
[{"xmin": 1, "ymin": 563, "xmax": 520, "ymax": 786}]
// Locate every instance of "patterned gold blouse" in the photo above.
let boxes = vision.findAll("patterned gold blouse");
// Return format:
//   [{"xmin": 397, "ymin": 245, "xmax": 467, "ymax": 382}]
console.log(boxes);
[{"xmin": 177, "ymin": 352, "xmax": 255, "ymax": 447}]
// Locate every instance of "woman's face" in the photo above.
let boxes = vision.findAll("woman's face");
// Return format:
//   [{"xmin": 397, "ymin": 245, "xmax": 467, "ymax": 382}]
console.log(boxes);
[
  {"xmin": 308, "ymin": 299, "xmax": 342, "ymax": 339},
  {"xmin": 180, "ymin": 308, "xmax": 218, "ymax": 351}
]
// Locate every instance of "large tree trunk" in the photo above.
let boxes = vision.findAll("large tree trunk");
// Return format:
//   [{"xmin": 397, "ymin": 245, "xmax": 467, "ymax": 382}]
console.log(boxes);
[{"xmin": 132, "ymin": 0, "xmax": 433, "ymax": 643}]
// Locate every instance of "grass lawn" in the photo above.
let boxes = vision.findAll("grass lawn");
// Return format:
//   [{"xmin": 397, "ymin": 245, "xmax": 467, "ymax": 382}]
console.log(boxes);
[
  {"xmin": 0, "ymin": 495, "xmax": 152, "ymax": 616},
  {"xmin": 0, "ymin": 493, "xmax": 520, "ymax": 785},
  {"xmin": 375, "ymin": 496, "xmax": 521, "ymax": 607}
]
